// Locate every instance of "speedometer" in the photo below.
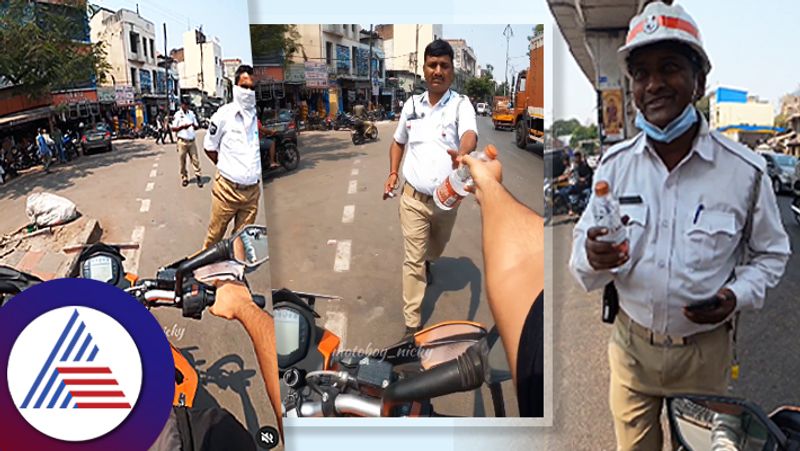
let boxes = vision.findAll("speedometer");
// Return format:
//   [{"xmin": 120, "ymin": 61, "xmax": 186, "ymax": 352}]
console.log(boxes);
[{"xmin": 275, "ymin": 307, "xmax": 310, "ymax": 369}]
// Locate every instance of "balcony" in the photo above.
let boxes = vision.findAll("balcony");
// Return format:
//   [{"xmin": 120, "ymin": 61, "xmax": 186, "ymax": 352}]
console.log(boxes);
[{"xmin": 323, "ymin": 25, "xmax": 343, "ymax": 36}]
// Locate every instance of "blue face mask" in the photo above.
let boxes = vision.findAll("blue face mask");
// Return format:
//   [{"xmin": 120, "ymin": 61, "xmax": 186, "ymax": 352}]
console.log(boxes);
[{"xmin": 635, "ymin": 104, "xmax": 698, "ymax": 143}]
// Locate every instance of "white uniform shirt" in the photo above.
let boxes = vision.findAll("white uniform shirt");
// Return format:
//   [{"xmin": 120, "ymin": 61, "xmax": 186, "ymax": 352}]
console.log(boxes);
[
  {"xmin": 392, "ymin": 89, "xmax": 478, "ymax": 195},
  {"xmin": 171, "ymin": 109, "xmax": 198, "ymax": 141},
  {"xmin": 203, "ymin": 102, "xmax": 261, "ymax": 186},
  {"xmin": 569, "ymin": 117, "xmax": 790, "ymax": 336}
]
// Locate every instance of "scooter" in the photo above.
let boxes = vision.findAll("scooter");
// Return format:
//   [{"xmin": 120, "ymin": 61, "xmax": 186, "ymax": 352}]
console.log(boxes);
[
  {"xmin": 668, "ymin": 394, "xmax": 800, "ymax": 450},
  {"xmin": 351, "ymin": 119, "xmax": 377, "ymax": 145},
  {"xmin": 274, "ymin": 290, "xmax": 502, "ymax": 418},
  {"xmin": 261, "ymin": 125, "xmax": 300, "ymax": 174}
]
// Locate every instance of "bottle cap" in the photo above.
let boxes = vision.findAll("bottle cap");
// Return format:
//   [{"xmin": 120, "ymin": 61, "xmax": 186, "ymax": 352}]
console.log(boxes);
[
  {"xmin": 595, "ymin": 180, "xmax": 610, "ymax": 196},
  {"xmin": 484, "ymin": 144, "xmax": 498, "ymax": 159}
]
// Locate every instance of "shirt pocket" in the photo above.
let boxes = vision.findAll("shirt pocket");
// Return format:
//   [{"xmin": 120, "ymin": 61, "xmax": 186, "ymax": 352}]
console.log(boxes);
[
  {"xmin": 684, "ymin": 211, "xmax": 737, "ymax": 270},
  {"xmin": 407, "ymin": 119, "xmax": 432, "ymax": 144}
]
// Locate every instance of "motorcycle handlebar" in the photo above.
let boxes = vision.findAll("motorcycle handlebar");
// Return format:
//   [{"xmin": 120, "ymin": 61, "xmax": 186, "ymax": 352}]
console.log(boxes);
[
  {"xmin": 380, "ymin": 339, "xmax": 489, "ymax": 416},
  {"xmin": 287, "ymin": 393, "xmax": 382, "ymax": 418}
]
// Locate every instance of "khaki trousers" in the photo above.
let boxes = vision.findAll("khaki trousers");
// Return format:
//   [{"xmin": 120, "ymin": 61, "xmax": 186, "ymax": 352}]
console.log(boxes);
[
  {"xmin": 177, "ymin": 138, "xmax": 201, "ymax": 181},
  {"xmin": 203, "ymin": 172, "xmax": 261, "ymax": 249},
  {"xmin": 609, "ymin": 311, "xmax": 732, "ymax": 451},
  {"xmin": 398, "ymin": 186, "xmax": 458, "ymax": 328}
]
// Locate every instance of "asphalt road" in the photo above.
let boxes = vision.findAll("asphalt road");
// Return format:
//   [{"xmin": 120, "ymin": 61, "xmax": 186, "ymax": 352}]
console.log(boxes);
[
  {"xmin": 0, "ymin": 135, "xmax": 281, "ymax": 449},
  {"xmin": 264, "ymin": 116, "xmax": 543, "ymax": 417},
  {"xmin": 543, "ymin": 192, "xmax": 800, "ymax": 449}
]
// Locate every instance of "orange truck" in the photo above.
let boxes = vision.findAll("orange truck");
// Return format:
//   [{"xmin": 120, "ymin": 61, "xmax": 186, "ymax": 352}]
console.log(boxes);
[
  {"xmin": 511, "ymin": 30, "xmax": 544, "ymax": 149},
  {"xmin": 491, "ymin": 96, "xmax": 514, "ymax": 130}
]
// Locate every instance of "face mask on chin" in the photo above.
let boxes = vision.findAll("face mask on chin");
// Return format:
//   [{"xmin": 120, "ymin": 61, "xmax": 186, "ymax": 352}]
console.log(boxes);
[
  {"xmin": 234, "ymin": 85, "xmax": 256, "ymax": 113},
  {"xmin": 635, "ymin": 104, "xmax": 699, "ymax": 143}
]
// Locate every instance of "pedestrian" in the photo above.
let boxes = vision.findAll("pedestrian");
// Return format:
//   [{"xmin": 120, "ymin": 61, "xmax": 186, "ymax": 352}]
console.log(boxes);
[
  {"xmin": 155, "ymin": 111, "xmax": 165, "ymax": 145},
  {"xmin": 383, "ymin": 39, "xmax": 478, "ymax": 338},
  {"xmin": 202, "ymin": 65, "xmax": 262, "ymax": 249},
  {"xmin": 568, "ymin": 3, "xmax": 791, "ymax": 450},
  {"xmin": 35, "ymin": 128, "xmax": 53, "ymax": 173},
  {"xmin": 171, "ymin": 99, "xmax": 203, "ymax": 188},
  {"xmin": 52, "ymin": 124, "xmax": 66, "ymax": 163},
  {"xmin": 162, "ymin": 113, "xmax": 175, "ymax": 144}
]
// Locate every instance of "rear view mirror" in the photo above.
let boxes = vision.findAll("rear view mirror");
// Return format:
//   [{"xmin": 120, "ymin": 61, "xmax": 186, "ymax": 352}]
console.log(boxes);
[
  {"xmin": 231, "ymin": 225, "xmax": 269, "ymax": 267},
  {"xmin": 668, "ymin": 396, "xmax": 785, "ymax": 451}
]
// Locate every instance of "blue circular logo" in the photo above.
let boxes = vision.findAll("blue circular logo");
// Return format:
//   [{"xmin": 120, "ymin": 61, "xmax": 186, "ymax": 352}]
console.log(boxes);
[{"xmin": 0, "ymin": 279, "xmax": 173, "ymax": 450}]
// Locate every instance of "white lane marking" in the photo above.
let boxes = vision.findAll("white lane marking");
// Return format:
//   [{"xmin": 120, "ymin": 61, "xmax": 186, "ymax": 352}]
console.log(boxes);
[
  {"xmin": 122, "ymin": 226, "xmax": 145, "ymax": 276},
  {"xmin": 342, "ymin": 205, "xmax": 355, "ymax": 224},
  {"xmin": 152, "ymin": 163, "xmax": 158, "ymax": 168},
  {"xmin": 354, "ymin": 159, "xmax": 361, "ymax": 165},
  {"xmin": 333, "ymin": 240, "xmax": 351, "ymax": 272},
  {"xmin": 145, "ymin": 182, "xmax": 155, "ymax": 192},
  {"xmin": 323, "ymin": 308, "xmax": 348, "ymax": 350},
  {"xmin": 347, "ymin": 180, "xmax": 357, "ymax": 194},
  {"xmin": 139, "ymin": 199, "xmax": 151, "ymax": 213},
  {"xmin": 149, "ymin": 169, "xmax": 157, "ymax": 178},
  {"xmin": 351, "ymin": 168, "xmax": 359, "ymax": 176}
]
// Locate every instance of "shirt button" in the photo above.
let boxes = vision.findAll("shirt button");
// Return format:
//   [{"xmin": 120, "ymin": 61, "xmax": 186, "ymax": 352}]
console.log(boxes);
[
  {"xmin": 661, "ymin": 220, "xmax": 669, "ymax": 228},
  {"xmin": 658, "ymin": 260, "xmax": 666, "ymax": 268}
]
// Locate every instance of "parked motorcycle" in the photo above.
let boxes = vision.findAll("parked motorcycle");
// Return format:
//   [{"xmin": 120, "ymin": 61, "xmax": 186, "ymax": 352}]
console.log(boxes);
[
  {"xmin": 668, "ymin": 394, "xmax": 800, "ymax": 450},
  {"xmin": 351, "ymin": 119, "xmax": 377, "ymax": 145},
  {"xmin": 332, "ymin": 112, "xmax": 354, "ymax": 131},
  {"xmin": 274, "ymin": 290, "xmax": 502, "ymax": 418}
]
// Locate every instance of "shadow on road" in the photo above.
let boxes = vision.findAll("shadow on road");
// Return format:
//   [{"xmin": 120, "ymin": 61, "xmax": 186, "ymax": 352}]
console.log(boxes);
[
  {"xmin": 263, "ymin": 132, "xmax": 368, "ymax": 182},
  {"xmin": 0, "ymin": 141, "xmax": 156, "ymax": 201},
  {"xmin": 178, "ymin": 347, "xmax": 262, "ymax": 435},
  {"xmin": 420, "ymin": 256, "xmax": 482, "ymax": 326}
]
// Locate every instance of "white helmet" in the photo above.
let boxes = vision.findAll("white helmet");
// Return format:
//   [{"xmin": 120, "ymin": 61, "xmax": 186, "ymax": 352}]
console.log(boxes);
[{"xmin": 618, "ymin": 1, "xmax": 711, "ymax": 76}]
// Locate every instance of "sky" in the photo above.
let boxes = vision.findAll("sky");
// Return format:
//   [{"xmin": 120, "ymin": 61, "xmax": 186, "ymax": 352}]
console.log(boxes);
[
  {"xmin": 553, "ymin": 0, "xmax": 800, "ymax": 125},
  {"xmin": 92, "ymin": 0, "xmax": 253, "ymax": 64}
]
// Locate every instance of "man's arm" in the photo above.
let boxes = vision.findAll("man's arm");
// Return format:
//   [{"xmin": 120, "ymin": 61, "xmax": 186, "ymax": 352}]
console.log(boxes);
[
  {"xmin": 384, "ymin": 102, "xmax": 412, "ymax": 197},
  {"xmin": 726, "ymin": 170, "xmax": 791, "ymax": 311},
  {"xmin": 461, "ymin": 155, "xmax": 542, "ymax": 384},
  {"xmin": 203, "ymin": 114, "xmax": 223, "ymax": 165},
  {"xmin": 209, "ymin": 282, "xmax": 283, "ymax": 436}
]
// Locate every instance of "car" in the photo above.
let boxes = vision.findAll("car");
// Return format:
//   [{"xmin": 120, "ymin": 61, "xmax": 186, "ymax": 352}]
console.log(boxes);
[
  {"xmin": 80, "ymin": 123, "xmax": 112, "ymax": 154},
  {"xmin": 476, "ymin": 103, "xmax": 489, "ymax": 116},
  {"xmin": 758, "ymin": 150, "xmax": 797, "ymax": 194}
]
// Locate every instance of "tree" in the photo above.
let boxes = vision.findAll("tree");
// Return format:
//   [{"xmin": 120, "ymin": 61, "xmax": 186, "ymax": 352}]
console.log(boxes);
[
  {"xmin": 775, "ymin": 113, "xmax": 789, "ymax": 129},
  {"xmin": 495, "ymin": 81, "xmax": 510, "ymax": 97},
  {"xmin": 249, "ymin": 24, "xmax": 306, "ymax": 67},
  {"xmin": 464, "ymin": 76, "xmax": 494, "ymax": 102},
  {"xmin": 485, "ymin": 63, "xmax": 494, "ymax": 79},
  {"xmin": 0, "ymin": 0, "xmax": 110, "ymax": 99},
  {"xmin": 550, "ymin": 118, "xmax": 582, "ymax": 137},
  {"xmin": 570, "ymin": 124, "xmax": 599, "ymax": 148},
  {"xmin": 695, "ymin": 94, "xmax": 710, "ymax": 120}
]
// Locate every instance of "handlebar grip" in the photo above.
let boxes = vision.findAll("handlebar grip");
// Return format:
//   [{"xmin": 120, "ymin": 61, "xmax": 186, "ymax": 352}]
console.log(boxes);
[{"xmin": 381, "ymin": 339, "xmax": 489, "ymax": 415}]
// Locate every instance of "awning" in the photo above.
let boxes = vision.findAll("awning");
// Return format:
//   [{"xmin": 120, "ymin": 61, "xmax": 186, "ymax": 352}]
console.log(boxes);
[{"xmin": 0, "ymin": 106, "xmax": 53, "ymax": 128}]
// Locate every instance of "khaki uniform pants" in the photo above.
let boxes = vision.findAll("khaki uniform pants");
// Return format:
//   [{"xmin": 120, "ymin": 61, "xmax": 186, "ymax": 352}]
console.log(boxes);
[
  {"xmin": 398, "ymin": 187, "xmax": 458, "ymax": 328},
  {"xmin": 203, "ymin": 172, "xmax": 261, "ymax": 249},
  {"xmin": 177, "ymin": 138, "xmax": 201, "ymax": 181},
  {"xmin": 609, "ymin": 312, "xmax": 732, "ymax": 451}
]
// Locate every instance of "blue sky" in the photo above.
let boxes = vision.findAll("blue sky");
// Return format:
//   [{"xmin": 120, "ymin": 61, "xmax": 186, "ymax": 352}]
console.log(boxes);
[
  {"xmin": 555, "ymin": 0, "xmax": 800, "ymax": 124},
  {"xmin": 442, "ymin": 25, "xmax": 538, "ymax": 86},
  {"xmin": 92, "ymin": 0, "xmax": 253, "ymax": 64}
]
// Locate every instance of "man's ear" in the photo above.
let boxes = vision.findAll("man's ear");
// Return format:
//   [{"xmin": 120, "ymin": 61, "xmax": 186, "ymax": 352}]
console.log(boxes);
[{"xmin": 694, "ymin": 72, "xmax": 707, "ymax": 102}]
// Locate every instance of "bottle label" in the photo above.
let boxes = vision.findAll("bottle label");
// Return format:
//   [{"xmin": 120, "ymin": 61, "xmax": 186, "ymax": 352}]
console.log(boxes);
[{"xmin": 435, "ymin": 177, "xmax": 462, "ymax": 209}]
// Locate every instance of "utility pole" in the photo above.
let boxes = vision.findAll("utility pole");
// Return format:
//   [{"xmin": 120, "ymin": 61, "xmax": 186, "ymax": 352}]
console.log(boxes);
[
  {"xmin": 196, "ymin": 27, "xmax": 206, "ymax": 95},
  {"xmin": 503, "ymin": 24, "xmax": 513, "ymax": 97},
  {"xmin": 368, "ymin": 24, "xmax": 377, "ymax": 108},
  {"xmin": 414, "ymin": 24, "xmax": 420, "ymax": 91}
]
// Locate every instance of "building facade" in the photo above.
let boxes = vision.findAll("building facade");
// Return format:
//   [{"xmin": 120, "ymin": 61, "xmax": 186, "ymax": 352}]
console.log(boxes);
[
  {"xmin": 709, "ymin": 86, "xmax": 778, "ymax": 148},
  {"xmin": 178, "ymin": 29, "xmax": 226, "ymax": 99}
]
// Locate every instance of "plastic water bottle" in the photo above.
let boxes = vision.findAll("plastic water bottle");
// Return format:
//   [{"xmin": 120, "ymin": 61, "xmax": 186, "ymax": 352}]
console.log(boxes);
[
  {"xmin": 434, "ymin": 145, "xmax": 499, "ymax": 210},
  {"xmin": 591, "ymin": 180, "xmax": 629, "ymax": 253}
]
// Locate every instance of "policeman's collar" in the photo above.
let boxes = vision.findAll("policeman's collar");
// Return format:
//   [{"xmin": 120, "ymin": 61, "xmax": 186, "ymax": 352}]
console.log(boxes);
[
  {"xmin": 638, "ymin": 114, "xmax": 713, "ymax": 162},
  {"xmin": 420, "ymin": 89, "xmax": 453, "ymax": 107}
]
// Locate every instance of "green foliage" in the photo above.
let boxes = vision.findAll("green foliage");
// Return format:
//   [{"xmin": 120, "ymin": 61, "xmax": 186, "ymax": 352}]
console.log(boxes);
[
  {"xmin": 495, "ymin": 81, "xmax": 510, "ymax": 96},
  {"xmin": 775, "ymin": 113, "xmax": 789, "ymax": 129},
  {"xmin": 464, "ymin": 76, "xmax": 494, "ymax": 102},
  {"xmin": 550, "ymin": 118, "xmax": 582, "ymax": 137},
  {"xmin": 695, "ymin": 94, "xmax": 710, "ymax": 120},
  {"xmin": 570, "ymin": 123, "xmax": 598, "ymax": 148},
  {"xmin": 249, "ymin": 24, "xmax": 305, "ymax": 67},
  {"xmin": 0, "ymin": 0, "xmax": 110, "ymax": 99}
]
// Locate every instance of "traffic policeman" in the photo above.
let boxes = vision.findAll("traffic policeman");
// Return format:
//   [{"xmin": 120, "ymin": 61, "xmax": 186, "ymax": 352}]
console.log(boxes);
[
  {"xmin": 171, "ymin": 98, "xmax": 203, "ymax": 187},
  {"xmin": 203, "ymin": 65, "xmax": 262, "ymax": 249},
  {"xmin": 569, "ymin": 3, "xmax": 791, "ymax": 450},
  {"xmin": 383, "ymin": 39, "xmax": 478, "ymax": 338}
]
